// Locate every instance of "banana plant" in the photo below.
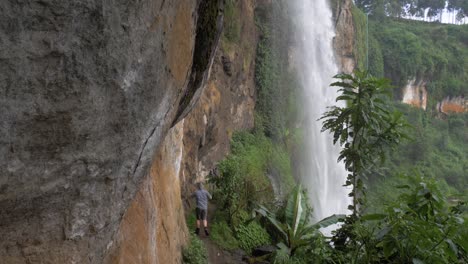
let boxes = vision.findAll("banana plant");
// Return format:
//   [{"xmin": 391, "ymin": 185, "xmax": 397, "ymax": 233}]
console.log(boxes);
[{"xmin": 254, "ymin": 185, "xmax": 345, "ymax": 256}]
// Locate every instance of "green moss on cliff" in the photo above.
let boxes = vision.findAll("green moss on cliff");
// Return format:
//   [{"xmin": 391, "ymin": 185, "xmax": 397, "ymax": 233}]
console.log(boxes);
[
  {"xmin": 375, "ymin": 20, "xmax": 466, "ymax": 99},
  {"xmin": 223, "ymin": 0, "xmax": 241, "ymax": 43},
  {"xmin": 352, "ymin": 4, "xmax": 467, "ymax": 100},
  {"xmin": 351, "ymin": 5, "xmax": 367, "ymax": 71},
  {"xmin": 255, "ymin": 1, "xmax": 301, "ymax": 142},
  {"xmin": 351, "ymin": 6, "xmax": 387, "ymax": 77},
  {"xmin": 368, "ymin": 104, "xmax": 467, "ymax": 205}
]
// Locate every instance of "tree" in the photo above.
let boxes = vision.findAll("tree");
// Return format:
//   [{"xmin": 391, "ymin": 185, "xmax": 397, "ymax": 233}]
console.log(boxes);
[
  {"xmin": 448, "ymin": 0, "xmax": 468, "ymax": 21},
  {"xmin": 321, "ymin": 71, "xmax": 409, "ymax": 218},
  {"xmin": 320, "ymin": 72, "xmax": 466, "ymax": 263},
  {"xmin": 355, "ymin": 0, "xmax": 374, "ymax": 13},
  {"xmin": 356, "ymin": 0, "xmax": 455, "ymax": 21},
  {"xmin": 343, "ymin": 177, "xmax": 467, "ymax": 263},
  {"xmin": 417, "ymin": 0, "xmax": 445, "ymax": 20}
]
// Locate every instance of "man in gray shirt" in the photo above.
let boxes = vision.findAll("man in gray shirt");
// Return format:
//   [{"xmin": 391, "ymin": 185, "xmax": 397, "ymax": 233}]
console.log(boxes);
[{"xmin": 192, "ymin": 182, "xmax": 212, "ymax": 236}]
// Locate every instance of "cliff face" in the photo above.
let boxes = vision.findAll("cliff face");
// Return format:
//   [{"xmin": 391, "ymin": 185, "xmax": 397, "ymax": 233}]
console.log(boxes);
[
  {"xmin": 107, "ymin": 1, "xmax": 258, "ymax": 262},
  {"xmin": 0, "ymin": 0, "xmax": 222, "ymax": 263},
  {"xmin": 400, "ymin": 79, "xmax": 467, "ymax": 113},
  {"xmin": 179, "ymin": 0, "xmax": 257, "ymax": 192},
  {"xmin": 0, "ymin": 0, "xmax": 360, "ymax": 262},
  {"xmin": 334, "ymin": 0, "xmax": 356, "ymax": 74},
  {"xmin": 437, "ymin": 96, "xmax": 467, "ymax": 114},
  {"xmin": 401, "ymin": 78, "xmax": 428, "ymax": 110},
  {"xmin": 104, "ymin": 122, "xmax": 187, "ymax": 264}
]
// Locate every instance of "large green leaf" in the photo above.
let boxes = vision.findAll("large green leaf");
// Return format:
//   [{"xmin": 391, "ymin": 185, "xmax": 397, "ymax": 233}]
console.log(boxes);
[
  {"xmin": 361, "ymin": 213, "xmax": 387, "ymax": 221},
  {"xmin": 254, "ymin": 206, "xmax": 288, "ymax": 242},
  {"xmin": 311, "ymin": 214, "xmax": 346, "ymax": 229},
  {"xmin": 285, "ymin": 185, "xmax": 306, "ymax": 237}
]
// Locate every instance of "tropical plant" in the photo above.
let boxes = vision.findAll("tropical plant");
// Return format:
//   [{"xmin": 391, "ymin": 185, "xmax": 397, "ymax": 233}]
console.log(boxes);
[
  {"xmin": 209, "ymin": 131, "xmax": 292, "ymax": 224},
  {"xmin": 254, "ymin": 185, "xmax": 344, "ymax": 257},
  {"xmin": 235, "ymin": 220, "xmax": 271, "ymax": 253},
  {"xmin": 321, "ymin": 71, "xmax": 409, "ymax": 218},
  {"xmin": 340, "ymin": 176, "xmax": 467, "ymax": 264},
  {"xmin": 320, "ymin": 71, "xmax": 409, "ymax": 251}
]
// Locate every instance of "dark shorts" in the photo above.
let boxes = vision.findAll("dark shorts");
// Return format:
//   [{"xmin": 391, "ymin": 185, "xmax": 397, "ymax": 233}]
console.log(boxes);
[{"xmin": 196, "ymin": 208, "xmax": 207, "ymax": 220}]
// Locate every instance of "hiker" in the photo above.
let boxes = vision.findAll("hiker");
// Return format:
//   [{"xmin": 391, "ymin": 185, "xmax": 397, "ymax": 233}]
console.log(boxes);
[{"xmin": 192, "ymin": 182, "xmax": 212, "ymax": 236}]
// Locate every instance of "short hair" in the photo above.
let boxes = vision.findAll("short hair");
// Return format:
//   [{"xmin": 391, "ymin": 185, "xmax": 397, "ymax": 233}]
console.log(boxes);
[{"xmin": 197, "ymin": 182, "xmax": 203, "ymax": 190}]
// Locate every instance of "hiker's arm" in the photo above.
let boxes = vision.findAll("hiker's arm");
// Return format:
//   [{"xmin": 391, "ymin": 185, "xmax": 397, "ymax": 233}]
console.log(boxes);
[{"xmin": 206, "ymin": 191, "xmax": 212, "ymax": 200}]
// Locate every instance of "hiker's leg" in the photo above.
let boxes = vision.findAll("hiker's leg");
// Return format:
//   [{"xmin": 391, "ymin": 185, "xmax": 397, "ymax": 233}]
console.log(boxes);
[
  {"xmin": 195, "ymin": 208, "xmax": 201, "ymax": 234},
  {"xmin": 203, "ymin": 213, "xmax": 209, "ymax": 236}
]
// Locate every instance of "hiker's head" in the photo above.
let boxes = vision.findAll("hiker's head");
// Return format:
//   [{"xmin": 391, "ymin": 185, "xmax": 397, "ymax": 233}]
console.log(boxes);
[{"xmin": 197, "ymin": 182, "xmax": 203, "ymax": 190}]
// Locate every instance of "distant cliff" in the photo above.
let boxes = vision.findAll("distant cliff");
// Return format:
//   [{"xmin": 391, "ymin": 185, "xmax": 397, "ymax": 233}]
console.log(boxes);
[{"xmin": 346, "ymin": 5, "xmax": 467, "ymax": 113}]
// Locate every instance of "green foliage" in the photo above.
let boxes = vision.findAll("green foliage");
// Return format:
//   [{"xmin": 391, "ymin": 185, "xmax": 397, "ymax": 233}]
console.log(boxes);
[
  {"xmin": 352, "ymin": 3, "xmax": 468, "ymax": 100},
  {"xmin": 235, "ymin": 220, "xmax": 271, "ymax": 253},
  {"xmin": 369, "ymin": 104, "xmax": 468, "ymax": 195},
  {"xmin": 351, "ymin": 5, "xmax": 368, "ymax": 71},
  {"xmin": 355, "ymin": 0, "xmax": 466, "ymax": 21},
  {"xmin": 321, "ymin": 71, "xmax": 409, "ymax": 217},
  {"xmin": 255, "ymin": 1, "xmax": 301, "ymax": 141},
  {"xmin": 210, "ymin": 131, "xmax": 294, "ymax": 223},
  {"xmin": 272, "ymin": 248, "xmax": 307, "ymax": 264},
  {"xmin": 338, "ymin": 177, "xmax": 467, "ymax": 264},
  {"xmin": 223, "ymin": 0, "xmax": 240, "ymax": 43},
  {"xmin": 182, "ymin": 234, "xmax": 208, "ymax": 264},
  {"xmin": 368, "ymin": 18, "xmax": 468, "ymax": 99},
  {"xmin": 210, "ymin": 221, "xmax": 239, "ymax": 250},
  {"xmin": 255, "ymin": 185, "xmax": 344, "ymax": 256},
  {"xmin": 318, "ymin": 72, "xmax": 467, "ymax": 264},
  {"xmin": 186, "ymin": 212, "xmax": 197, "ymax": 230},
  {"xmin": 367, "ymin": 34, "xmax": 385, "ymax": 77}
]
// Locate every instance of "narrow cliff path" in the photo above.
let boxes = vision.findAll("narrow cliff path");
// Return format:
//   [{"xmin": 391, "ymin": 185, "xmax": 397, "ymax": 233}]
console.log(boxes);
[{"xmin": 199, "ymin": 202, "xmax": 245, "ymax": 264}]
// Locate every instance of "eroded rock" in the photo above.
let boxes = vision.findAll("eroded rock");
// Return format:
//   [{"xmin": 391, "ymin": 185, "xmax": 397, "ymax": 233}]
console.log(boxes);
[{"xmin": 0, "ymin": 0, "xmax": 222, "ymax": 262}]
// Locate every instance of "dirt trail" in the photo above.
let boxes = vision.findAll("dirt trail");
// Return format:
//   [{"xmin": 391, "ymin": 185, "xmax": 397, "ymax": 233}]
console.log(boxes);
[{"xmin": 198, "ymin": 202, "xmax": 244, "ymax": 264}]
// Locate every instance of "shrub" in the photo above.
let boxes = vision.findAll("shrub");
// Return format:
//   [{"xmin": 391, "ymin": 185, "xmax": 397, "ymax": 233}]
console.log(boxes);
[
  {"xmin": 211, "ymin": 221, "xmax": 239, "ymax": 250},
  {"xmin": 186, "ymin": 213, "xmax": 197, "ymax": 231},
  {"xmin": 235, "ymin": 221, "xmax": 271, "ymax": 253},
  {"xmin": 182, "ymin": 234, "xmax": 208, "ymax": 264}
]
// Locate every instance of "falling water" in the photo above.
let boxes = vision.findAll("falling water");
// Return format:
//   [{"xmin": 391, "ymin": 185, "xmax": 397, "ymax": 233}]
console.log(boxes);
[{"xmin": 289, "ymin": 0, "xmax": 351, "ymax": 225}]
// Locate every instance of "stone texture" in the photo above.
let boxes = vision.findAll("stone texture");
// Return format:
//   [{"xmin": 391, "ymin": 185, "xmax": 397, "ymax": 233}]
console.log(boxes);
[
  {"xmin": 179, "ymin": 0, "xmax": 257, "ymax": 194},
  {"xmin": 0, "ymin": 0, "xmax": 222, "ymax": 262},
  {"xmin": 401, "ymin": 78, "xmax": 428, "ymax": 110},
  {"xmin": 333, "ymin": 0, "xmax": 356, "ymax": 74},
  {"xmin": 104, "ymin": 122, "xmax": 188, "ymax": 264},
  {"xmin": 437, "ymin": 96, "xmax": 467, "ymax": 113}
]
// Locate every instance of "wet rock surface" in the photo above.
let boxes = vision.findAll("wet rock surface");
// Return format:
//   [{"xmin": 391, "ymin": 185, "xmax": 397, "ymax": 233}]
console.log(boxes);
[
  {"xmin": 180, "ymin": 0, "xmax": 257, "ymax": 192},
  {"xmin": 333, "ymin": 0, "xmax": 356, "ymax": 74},
  {"xmin": 0, "ymin": 0, "xmax": 222, "ymax": 262}
]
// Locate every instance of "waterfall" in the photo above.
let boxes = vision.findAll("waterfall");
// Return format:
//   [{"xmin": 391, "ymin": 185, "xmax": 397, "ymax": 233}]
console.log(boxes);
[{"xmin": 290, "ymin": 0, "xmax": 351, "ymax": 226}]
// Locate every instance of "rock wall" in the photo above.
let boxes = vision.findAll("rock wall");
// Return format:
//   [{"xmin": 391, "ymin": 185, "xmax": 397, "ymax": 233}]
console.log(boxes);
[
  {"xmin": 107, "ymin": 2, "xmax": 258, "ymax": 262},
  {"xmin": 104, "ymin": 122, "xmax": 187, "ymax": 264},
  {"xmin": 399, "ymin": 78, "xmax": 467, "ymax": 114},
  {"xmin": 179, "ymin": 0, "xmax": 257, "ymax": 193},
  {"xmin": 401, "ymin": 78, "xmax": 428, "ymax": 110},
  {"xmin": 437, "ymin": 96, "xmax": 467, "ymax": 114},
  {"xmin": 0, "ymin": 0, "xmax": 222, "ymax": 263},
  {"xmin": 334, "ymin": 0, "xmax": 356, "ymax": 74}
]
